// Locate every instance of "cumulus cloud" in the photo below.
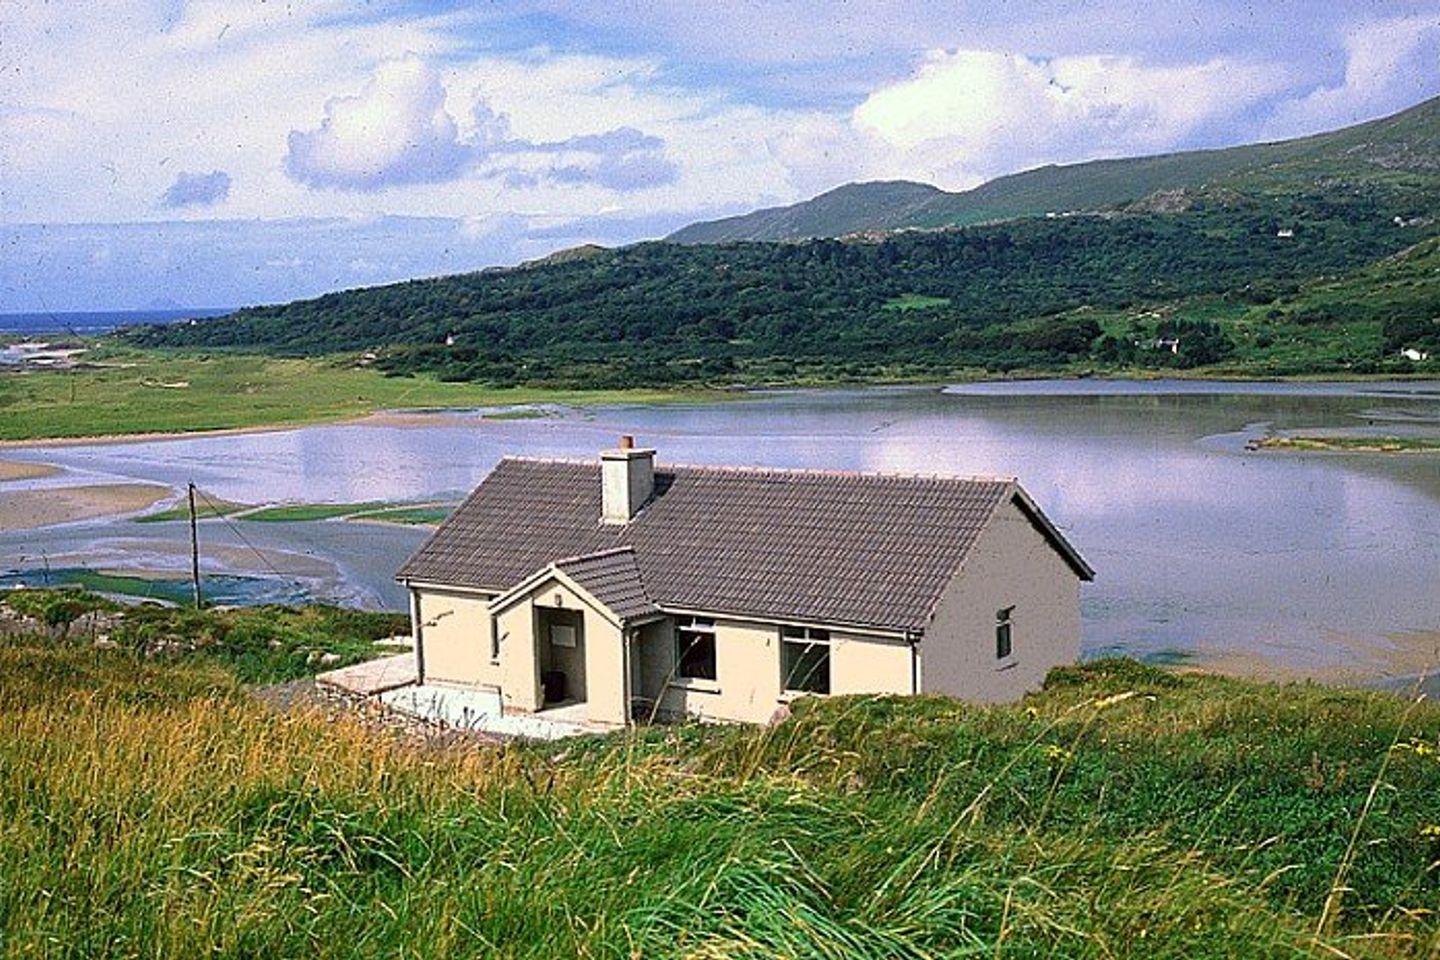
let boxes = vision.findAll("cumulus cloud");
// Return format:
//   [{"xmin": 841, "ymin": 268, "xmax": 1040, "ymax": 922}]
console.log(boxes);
[
  {"xmin": 852, "ymin": 49, "xmax": 1286, "ymax": 187},
  {"xmin": 1263, "ymin": 15, "xmax": 1440, "ymax": 138},
  {"xmin": 159, "ymin": 170, "xmax": 232, "ymax": 208},
  {"xmin": 285, "ymin": 56, "xmax": 472, "ymax": 191}
]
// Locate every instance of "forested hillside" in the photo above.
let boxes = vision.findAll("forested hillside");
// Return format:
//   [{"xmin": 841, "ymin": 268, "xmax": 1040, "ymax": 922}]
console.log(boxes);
[{"xmin": 129, "ymin": 184, "xmax": 1440, "ymax": 386}]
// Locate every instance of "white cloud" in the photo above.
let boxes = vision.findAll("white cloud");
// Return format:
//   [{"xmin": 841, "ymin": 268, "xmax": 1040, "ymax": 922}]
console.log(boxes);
[
  {"xmin": 1262, "ymin": 15, "xmax": 1440, "ymax": 138},
  {"xmin": 852, "ymin": 50, "xmax": 1287, "ymax": 188},
  {"xmin": 286, "ymin": 56, "xmax": 472, "ymax": 191},
  {"xmin": 5, "ymin": 0, "xmax": 1439, "ymax": 310}
]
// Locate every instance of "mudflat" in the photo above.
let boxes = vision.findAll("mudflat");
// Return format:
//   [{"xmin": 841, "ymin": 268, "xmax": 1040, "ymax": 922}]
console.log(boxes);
[
  {"xmin": 0, "ymin": 460, "xmax": 60, "ymax": 482},
  {"xmin": 0, "ymin": 483, "xmax": 172, "ymax": 531}
]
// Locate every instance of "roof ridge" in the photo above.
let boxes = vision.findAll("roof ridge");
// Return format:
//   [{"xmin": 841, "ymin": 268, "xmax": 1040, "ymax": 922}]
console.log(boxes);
[
  {"xmin": 668, "ymin": 462, "xmax": 1018, "ymax": 484},
  {"xmin": 502, "ymin": 455, "xmax": 594, "ymax": 467},
  {"xmin": 503, "ymin": 454, "xmax": 1016, "ymax": 485},
  {"xmin": 553, "ymin": 545, "xmax": 637, "ymax": 567}
]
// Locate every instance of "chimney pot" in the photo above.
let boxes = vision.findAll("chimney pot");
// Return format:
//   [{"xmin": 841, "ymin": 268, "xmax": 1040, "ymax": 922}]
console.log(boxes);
[{"xmin": 620, "ymin": 434, "xmax": 635, "ymax": 450}]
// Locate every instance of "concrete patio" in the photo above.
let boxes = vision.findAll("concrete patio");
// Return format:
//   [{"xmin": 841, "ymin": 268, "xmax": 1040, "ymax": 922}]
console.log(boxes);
[
  {"xmin": 379, "ymin": 684, "xmax": 604, "ymax": 741},
  {"xmin": 315, "ymin": 653, "xmax": 417, "ymax": 696}
]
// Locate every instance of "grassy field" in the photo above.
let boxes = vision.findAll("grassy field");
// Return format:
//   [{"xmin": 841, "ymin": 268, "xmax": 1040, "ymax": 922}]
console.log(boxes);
[
  {"xmin": 1260, "ymin": 435, "xmax": 1440, "ymax": 453},
  {"xmin": 0, "ymin": 348, "xmax": 715, "ymax": 442},
  {"xmin": 135, "ymin": 496, "xmax": 251, "ymax": 523},
  {"xmin": 2, "ymin": 590, "xmax": 1439, "ymax": 957},
  {"xmin": 349, "ymin": 504, "xmax": 455, "ymax": 526},
  {"xmin": 241, "ymin": 501, "xmax": 457, "ymax": 524},
  {"xmin": 242, "ymin": 502, "xmax": 393, "ymax": 523}
]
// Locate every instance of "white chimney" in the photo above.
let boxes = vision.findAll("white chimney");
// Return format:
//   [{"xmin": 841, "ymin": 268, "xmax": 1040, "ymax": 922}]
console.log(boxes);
[{"xmin": 600, "ymin": 435, "xmax": 655, "ymax": 524}]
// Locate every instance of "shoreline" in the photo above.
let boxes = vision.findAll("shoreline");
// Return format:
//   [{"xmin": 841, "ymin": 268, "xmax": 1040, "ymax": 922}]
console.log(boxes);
[
  {"xmin": 3, "ymin": 374, "xmax": 1438, "ymax": 449},
  {"xmin": 0, "ymin": 419, "xmax": 330, "ymax": 451},
  {"xmin": 1180, "ymin": 629, "xmax": 1440, "ymax": 691}
]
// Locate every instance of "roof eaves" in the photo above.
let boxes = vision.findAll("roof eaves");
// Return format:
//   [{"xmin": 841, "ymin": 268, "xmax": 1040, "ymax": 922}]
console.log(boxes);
[{"xmin": 653, "ymin": 602, "xmax": 916, "ymax": 640}]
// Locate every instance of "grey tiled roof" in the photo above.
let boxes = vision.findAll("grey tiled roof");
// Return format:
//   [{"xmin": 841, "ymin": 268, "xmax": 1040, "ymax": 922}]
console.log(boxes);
[
  {"xmin": 553, "ymin": 548, "xmax": 657, "ymax": 623},
  {"xmin": 398, "ymin": 458, "xmax": 1088, "ymax": 633}
]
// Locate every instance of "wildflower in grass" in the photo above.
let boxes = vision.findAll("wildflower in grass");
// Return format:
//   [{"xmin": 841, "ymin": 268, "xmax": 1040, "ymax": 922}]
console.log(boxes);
[
  {"xmin": 1044, "ymin": 744, "xmax": 1074, "ymax": 765},
  {"xmin": 1391, "ymin": 737, "xmax": 1440, "ymax": 760}
]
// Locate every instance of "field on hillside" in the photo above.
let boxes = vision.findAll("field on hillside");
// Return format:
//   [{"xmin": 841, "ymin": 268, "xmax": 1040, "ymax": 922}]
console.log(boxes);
[
  {"xmin": 2, "ymin": 591, "xmax": 1439, "ymax": 957},
  {"xmin": 0, "ymin": 349, "xmax": 710, "ymax": 441}
]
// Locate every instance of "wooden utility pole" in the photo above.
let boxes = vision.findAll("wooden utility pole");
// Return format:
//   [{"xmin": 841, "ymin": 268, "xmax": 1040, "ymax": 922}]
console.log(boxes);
[{"xmin": 188, "ymin": 482, "xmax": 202, "ymax": 609}]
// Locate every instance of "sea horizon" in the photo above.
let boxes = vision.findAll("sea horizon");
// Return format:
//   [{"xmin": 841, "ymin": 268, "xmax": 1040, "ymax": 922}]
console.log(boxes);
[{"xmin": 0, "ymin": 308, "xmax": 235, "ymax": 337}]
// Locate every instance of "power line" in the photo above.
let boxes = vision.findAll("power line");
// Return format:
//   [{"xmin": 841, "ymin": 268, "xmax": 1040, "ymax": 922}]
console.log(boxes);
[{"xmin": 191, "ymin": 484, "xmax": 303, "ymax": 582}]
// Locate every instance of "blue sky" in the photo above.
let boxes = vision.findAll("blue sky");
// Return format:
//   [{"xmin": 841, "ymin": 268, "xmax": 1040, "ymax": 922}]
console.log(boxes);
[{"xmin": 3, "ymin": 1, "xmax": 1438, "ymax": 311}]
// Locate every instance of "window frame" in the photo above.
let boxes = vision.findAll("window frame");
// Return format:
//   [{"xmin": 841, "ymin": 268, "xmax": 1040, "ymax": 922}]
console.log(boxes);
[
  {"xmin": 995, "ymin": 606, "xmax": 1015, "ymax": 665},
  {"xmin": 675, "ymin": 616, "xmax": 718, "ymax": 682},
  {"xmin": 780, "ymin": 625, "xmax": 832, "ymax": 695}
]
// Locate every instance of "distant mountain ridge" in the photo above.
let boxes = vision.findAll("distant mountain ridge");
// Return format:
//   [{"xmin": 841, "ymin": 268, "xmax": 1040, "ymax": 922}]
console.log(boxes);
[{"xmin": 668, "ymin": 95, "xmax": 1440, "ymax": 244}]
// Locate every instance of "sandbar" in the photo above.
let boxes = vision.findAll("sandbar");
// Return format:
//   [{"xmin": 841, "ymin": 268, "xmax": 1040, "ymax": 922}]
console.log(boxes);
[
  {"xmin": 0, "ymin": 459, "xmax": 60, "ymax": 482},
  {"xmin": 0, "ymin": 483, "xmax": 173, "ymax": 531},
  {"xmin": 1191, "ymin": 628, "xmax": 1440, "ymax": 688}
]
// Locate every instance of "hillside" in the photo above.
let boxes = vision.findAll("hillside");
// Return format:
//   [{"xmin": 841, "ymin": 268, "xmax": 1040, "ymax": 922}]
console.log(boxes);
[
  {"xmin": 4, "ymin": 589, "xmax": 1440, "ymax": 957},
  {"xmin": 129, "ymin": 183, "xmax": 1440, "ymax": 385},
  {"xmin": 669, "ymin": 94, "xmax": 1440, "ymax": 243}
]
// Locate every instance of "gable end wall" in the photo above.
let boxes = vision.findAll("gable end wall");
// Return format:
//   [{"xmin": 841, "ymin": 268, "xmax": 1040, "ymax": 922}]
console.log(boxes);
[{"xmin": 920, "ymin": 497, "xmax": 1081, "ymax": 703}]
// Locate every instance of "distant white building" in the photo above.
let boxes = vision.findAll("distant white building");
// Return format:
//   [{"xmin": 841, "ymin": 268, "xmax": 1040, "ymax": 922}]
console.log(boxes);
[
  {"xmin": 1401, "ymin": 347, "xmax": 1430, "ymax": 362},
  {"xmin": 1276, "ymin": 228, "xmax": 1295, "ymax": 238}
]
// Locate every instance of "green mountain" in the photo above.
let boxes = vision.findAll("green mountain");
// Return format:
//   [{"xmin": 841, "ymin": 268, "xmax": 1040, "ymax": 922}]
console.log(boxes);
[
  {"xmin": 668, "ymin": 95, "xmax": 1440, "ymax": 243},
  {"xmin": 127, "ymin": 95, "xmax": 1440, "ymax": 386}
]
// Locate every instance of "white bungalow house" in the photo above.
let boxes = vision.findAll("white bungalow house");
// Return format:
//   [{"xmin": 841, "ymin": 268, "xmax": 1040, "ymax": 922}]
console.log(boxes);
[{"xmin": 396, "ymin": 438, "xmax": 1093, "ymax": 728}]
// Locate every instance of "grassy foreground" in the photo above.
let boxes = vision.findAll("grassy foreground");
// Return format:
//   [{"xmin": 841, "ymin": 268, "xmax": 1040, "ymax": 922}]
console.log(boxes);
[
  {"xmin": 0, "ymin": 349, "xmax": 708, "ymax": 442},
  {"xmin": 2, "ymin": 599, "xmax": 1440, "ymax": 956}
]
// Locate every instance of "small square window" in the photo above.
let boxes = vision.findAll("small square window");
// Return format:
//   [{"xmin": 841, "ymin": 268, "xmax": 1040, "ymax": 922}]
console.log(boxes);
[
  {"xmin": 995, "ymin": 607, "xmax": 1014, "ymax": 661},
  {"xmin": 676, "ymin": 617, "xmax": 716, "ymax": 681},
  {"xmin": 781, "ymin": 626, "xmax": 831, "ymax": 695},
  {"xmin": 550, "ymin": 623, "xmax": 577, "ymax": 648}
]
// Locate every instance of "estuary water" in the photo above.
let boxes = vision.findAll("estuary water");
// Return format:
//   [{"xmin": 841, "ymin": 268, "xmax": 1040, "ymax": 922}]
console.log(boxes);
[{"xmin": 4, "ymin": 380, "xmax": 1438, "ymax": 683}]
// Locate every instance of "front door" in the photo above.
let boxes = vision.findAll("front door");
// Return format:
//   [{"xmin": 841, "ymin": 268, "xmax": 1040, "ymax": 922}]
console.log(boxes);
[{"xmin": 536, "ymin": 607, "xmax": 586, "ymax": 706}]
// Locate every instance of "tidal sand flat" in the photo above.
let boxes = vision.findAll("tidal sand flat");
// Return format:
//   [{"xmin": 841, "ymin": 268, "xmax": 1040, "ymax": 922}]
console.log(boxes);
[
  {"xmin": 0, "ymin": 483, "xmax": 172, "ymax": 531},
  {"xmin": 0, "ymin": 459, "xmax": 60, "ymax": 482}
]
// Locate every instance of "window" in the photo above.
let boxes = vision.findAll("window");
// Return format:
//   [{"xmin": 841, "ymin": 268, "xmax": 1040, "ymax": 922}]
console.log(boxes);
[
  {"xmin": 676, "ymin": 617, "xmax": 716, "ymax": 681},
  {"xmin": 995, "ymin": 607, "xmax": 1014, "ymax": 661},
  {"xmin": 781, "ymin": 626, "xmax": 830, "ymax": 694},
  {"xmin": 550, "ymin": 623, "xmax": 577, "ymax": 648}
]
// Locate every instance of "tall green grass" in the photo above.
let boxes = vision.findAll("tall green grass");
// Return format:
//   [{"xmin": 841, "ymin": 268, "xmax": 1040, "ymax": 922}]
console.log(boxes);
[{"xmin": 1, "ymin": 640, "xmax": 1437, "ymax": 957}]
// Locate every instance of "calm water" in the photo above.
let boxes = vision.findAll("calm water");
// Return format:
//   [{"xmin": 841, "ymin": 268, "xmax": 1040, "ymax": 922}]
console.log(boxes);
[{"xmin": 5, "ymin": 381, "xmax": 1438, "ymax": 680}]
